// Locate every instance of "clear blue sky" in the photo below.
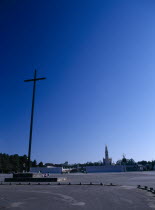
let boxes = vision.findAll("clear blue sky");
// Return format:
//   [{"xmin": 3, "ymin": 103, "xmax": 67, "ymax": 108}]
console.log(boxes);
[{"xmin": 0, "ymin": 0, "xmax": 155, "ymax": 164}]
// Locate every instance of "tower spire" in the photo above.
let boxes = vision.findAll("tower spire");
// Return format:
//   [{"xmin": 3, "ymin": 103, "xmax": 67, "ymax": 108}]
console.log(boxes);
[
  {"xmin": 103, "ymin": 145, "xmax": 112, "ymax": 166},
  {"xmin": 105, "ymin": 145, "xmax": 109, "ymax": 159}
]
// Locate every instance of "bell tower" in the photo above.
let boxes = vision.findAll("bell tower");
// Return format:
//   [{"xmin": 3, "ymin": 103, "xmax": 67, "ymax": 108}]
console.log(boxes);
[
  {"xmin": 105, "ymin": 145, "xmax": 109, "ymax": 159},
  {"xmin": 103, "ymin": 145, "xmax": 112, "ymax": 165}
]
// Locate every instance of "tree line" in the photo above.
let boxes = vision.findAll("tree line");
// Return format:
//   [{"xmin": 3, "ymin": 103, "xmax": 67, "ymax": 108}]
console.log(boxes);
[
  {"xmin": 0, "ymin": 153, "xmax": 43, "ymax": 173},
  {"xmin": 1, "ymin": 153, "xmax": 155, "ymax": 173}
]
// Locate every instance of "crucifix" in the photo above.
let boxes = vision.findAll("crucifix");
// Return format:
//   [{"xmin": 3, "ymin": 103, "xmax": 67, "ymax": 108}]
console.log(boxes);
[{"xmin": 24, "ymin": 70, "xmax": 46, "ymax": 172}]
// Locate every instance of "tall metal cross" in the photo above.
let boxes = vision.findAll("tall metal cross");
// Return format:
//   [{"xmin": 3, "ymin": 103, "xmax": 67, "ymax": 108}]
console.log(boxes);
[{"xmin": 24, "ymin": 70, "xmax": 46, "ymax": 172}]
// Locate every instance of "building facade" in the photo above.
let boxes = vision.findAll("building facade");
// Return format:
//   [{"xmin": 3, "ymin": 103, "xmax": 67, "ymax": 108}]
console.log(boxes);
[{"xmin": 30, "ymin": 166, "xmax": 62, "ymax": 174}]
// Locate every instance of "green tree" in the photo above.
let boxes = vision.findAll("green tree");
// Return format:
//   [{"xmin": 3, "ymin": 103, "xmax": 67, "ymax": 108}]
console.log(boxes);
[
  {"xmin": 10, "ymin": 154, "xmax": 20, "ymax": 172},
  {"xmin": 32, "ymin": 160, "xmax": 37, "ymax": 167},
  {"xmin": 38, "ymin": 162, "xmax": 44, "ymax": 167}
]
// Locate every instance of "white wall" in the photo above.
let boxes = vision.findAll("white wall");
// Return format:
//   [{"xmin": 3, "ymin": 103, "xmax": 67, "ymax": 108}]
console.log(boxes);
[
  {"xmin": 30, "ymin": 167, "xmax": 62, "ymax": 174},
  {"xmin": 86, "ymin": 165, "xmax": 125, "ymax": 173},
  {"xmin": 0, "ymin": 174, "xmax": 12, "ymax": 182}
]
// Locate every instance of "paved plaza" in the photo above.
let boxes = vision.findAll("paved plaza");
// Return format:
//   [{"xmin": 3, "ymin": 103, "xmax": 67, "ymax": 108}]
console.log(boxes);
[
  {"xmin": 1, "ymin": 172, "xmax": 155, "ymax": 209},
  {"xmin": 49, "ymin": 171, "xmax": 155, "ymax": 188}
]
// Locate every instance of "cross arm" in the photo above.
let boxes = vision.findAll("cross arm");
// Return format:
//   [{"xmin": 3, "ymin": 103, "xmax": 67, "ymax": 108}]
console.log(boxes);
[{"xmin": 24, "ymin": 77, "xmax": 46, "ymax": 82}]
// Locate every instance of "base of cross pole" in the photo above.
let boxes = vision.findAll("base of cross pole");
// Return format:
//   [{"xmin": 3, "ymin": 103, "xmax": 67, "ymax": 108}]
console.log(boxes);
[{"xmin": 4, "ymin": 173, "xmax": 58, "ymax": 182}]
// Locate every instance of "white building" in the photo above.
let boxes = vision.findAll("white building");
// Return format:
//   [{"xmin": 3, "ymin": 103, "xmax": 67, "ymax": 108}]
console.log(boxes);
[
  {"xmin": 30, "ymin": 166, "xmax": 62, "ymax": 174},
  {"xmin": 86, "ymin": 165, "xmax": 125, "ymax": 173}
]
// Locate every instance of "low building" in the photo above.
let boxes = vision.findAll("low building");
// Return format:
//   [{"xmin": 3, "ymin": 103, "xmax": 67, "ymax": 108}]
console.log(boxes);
[
  {"xmin": 86, "ymin": 165, "xmax": 125, "ymax": 173},
  {"xmin": 125, "ymin": 165, "xmax": 138, "ymax": 172},
  {"xmin": 30, "ymin": 166, "xmax": 62, "ymax": 174},
  {"xmin": 137, "ymin": 164, "xmax": 145, "ymax": 171}
]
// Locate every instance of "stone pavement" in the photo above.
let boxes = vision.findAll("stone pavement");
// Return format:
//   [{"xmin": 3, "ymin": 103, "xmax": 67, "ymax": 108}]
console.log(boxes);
[
  {"xmin": 1, "ymin": 172, "xmax": 155, "ymax": 209},
  {"xmin": 0, "ymin": 185, "xmax": 155, "ymax": 210}
]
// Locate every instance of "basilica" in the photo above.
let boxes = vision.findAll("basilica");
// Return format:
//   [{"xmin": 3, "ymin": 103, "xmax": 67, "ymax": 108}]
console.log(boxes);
[{"xmin": 86, "ymin": 145, "xmax": 124, "ymax": 173}]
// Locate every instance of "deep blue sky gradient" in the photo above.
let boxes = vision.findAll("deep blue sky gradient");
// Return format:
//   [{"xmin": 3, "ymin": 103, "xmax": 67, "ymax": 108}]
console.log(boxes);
[{"xmin": 0, "ymin": 0, "xmax": 155, "ymax": 164}]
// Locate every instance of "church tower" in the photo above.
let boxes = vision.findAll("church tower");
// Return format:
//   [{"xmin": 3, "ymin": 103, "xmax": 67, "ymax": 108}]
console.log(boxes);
[
  {"xmin": 103, "ymin": 145, "xmax": 112, "ymax": 166},
  {"xmin": 105, "ymin": 145, "xmax": 109, "ymax": 159}
]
